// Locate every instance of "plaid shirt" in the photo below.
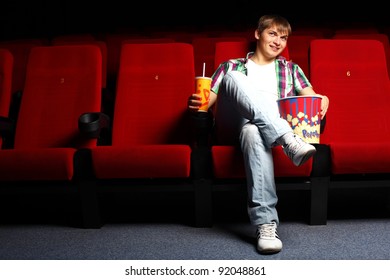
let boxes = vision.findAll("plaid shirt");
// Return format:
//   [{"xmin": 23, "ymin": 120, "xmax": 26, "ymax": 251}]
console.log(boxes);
[{"xmin": 211, "ymin": 52, "xmax": 312, "ymax": 98}]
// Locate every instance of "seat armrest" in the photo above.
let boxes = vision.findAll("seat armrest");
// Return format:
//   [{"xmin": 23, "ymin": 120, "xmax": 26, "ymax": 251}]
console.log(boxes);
[
  {"xmin": 0, "ymin": 116, "xmax": 15, "ymax": 148},
  {"xmin": 190, "ymin": 110, "xmax": 214, "ymax": 148},
  {"xmin": 0, "ymin": 116, "xmax": 15, "ymax": 136},
  {"xmin": 78, "ymin": 112, "xmax": 110, "ymax": 139},
  {"xmin": 311, "ymin": 144, "xmax": 331, "ymax": 177}
]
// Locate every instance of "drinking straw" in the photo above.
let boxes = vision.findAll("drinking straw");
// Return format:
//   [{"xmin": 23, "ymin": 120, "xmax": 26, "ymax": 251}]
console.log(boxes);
[{"xmin": 202, "ymin": 62, "xmax": 206, "ymax": 77}]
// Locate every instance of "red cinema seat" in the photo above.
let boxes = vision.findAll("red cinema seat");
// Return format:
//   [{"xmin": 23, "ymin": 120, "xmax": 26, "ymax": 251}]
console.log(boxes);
[
  {"xmin": 207, "ymin": 42, "xmax": 329, "ymax": 226},
  {"xmin": 88, "ymin": 42, "xmax": 210, "ymax": 227},
  {"xmin": 310, "ymin": 39, "xmax": 390, "ymax": 176},
  {"xmin": 0, "ymin": 45, "xmax": 104, "ymax": 226}
]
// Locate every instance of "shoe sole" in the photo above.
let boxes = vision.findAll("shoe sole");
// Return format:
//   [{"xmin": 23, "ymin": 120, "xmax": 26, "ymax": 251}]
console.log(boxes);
[
  {"xmin": 257, "ymin": 247, "xmax": 282, "ymax": 255},
  {"xmin": 295, "ymin": 148, "xmax": 316, "ymax": 166}
]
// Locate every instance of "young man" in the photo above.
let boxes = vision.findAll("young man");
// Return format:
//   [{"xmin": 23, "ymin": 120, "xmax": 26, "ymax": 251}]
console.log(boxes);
[{"xmin": 188, "ymin": 14, "xmax": 329, "ymax": 254}]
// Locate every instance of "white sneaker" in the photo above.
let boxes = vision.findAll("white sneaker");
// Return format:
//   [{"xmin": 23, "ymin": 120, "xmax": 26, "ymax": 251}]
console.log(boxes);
[
  {"xmin": 256, "ymin": 222, "xmax": 283, "ymax": 254},
  {"xmin": 282, "ymin": 134, "xmax": 316, "ymax": 166}
]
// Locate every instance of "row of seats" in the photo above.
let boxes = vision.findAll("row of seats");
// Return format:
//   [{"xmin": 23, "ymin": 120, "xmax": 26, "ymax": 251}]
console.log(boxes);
[
  {"xmin": 2, "ymin": 29, "xmax": 389, "ymax": 98},
  {"xmin": 0, "ymin": 39, "xmax": 389, "ymax": 228}
]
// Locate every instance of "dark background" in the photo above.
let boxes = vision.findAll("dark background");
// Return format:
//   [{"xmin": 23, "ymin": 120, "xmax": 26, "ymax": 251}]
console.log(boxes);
[{"xmin": 1, "ymin": 0, "xmax": 389, "ymax": 40}]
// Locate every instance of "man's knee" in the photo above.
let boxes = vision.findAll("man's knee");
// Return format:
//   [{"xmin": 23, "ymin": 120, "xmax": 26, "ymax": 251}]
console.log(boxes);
[{"xmin": 240, "ymin": 123, "xmax": 260, "ymax": 145}]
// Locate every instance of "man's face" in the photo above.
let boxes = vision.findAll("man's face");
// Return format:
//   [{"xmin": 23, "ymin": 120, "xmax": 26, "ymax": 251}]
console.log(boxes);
[{"xmin": 256, "ymin": 25, "xmax": 288, "ymax": 59}]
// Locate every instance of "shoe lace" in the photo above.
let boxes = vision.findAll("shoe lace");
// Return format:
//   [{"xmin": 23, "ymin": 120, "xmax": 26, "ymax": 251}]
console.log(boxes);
[
  {"xmin": 258, "ymin": 223, "xmax": 278, "ymax": 239},
  {"xmin": 283, "ymin": 134, "xmax": 304, "ymax": 159}
]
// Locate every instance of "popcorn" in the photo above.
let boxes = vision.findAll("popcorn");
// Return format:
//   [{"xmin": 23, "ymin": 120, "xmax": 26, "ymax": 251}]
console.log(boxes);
[{"xmin": 277, "ymin": 96, "xmax": 322, "ymax": 144}]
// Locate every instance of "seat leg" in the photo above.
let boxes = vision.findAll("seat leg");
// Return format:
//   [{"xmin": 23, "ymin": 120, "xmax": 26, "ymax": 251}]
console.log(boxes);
[
  {"xmin": 78, "ymin": 180, "xmax": 102, "ymax": 229},
  {"xmin": 194, "ymin": 178, "xmax": 213, "ymax": 227},
  {"xmin": 309, "ymin": 176, "xmax": 329, "ymax": 225}
]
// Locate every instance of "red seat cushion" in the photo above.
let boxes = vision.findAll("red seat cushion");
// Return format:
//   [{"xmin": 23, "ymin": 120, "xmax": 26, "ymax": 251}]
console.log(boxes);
[
  {"xmin": 0, "ymin": 148, "xmax": 75, "ymax": 181},
  {"xmin": 211, "ymin": 145, "xmax": 312, "ymax": 179},
  {"xmin": 92, "ymin": 145, "xmax": 191, "ymax": 179}
]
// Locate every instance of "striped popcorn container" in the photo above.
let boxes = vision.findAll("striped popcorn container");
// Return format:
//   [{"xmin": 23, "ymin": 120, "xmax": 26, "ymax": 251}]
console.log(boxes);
[{"xmin": 277, "ymin": 95, "xmax": 322, "ymax": 144}]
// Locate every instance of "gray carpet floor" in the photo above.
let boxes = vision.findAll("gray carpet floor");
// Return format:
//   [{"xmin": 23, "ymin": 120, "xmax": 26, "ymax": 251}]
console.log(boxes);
[
  {"xmin": 0, "ymin": 219, "xmax": 389, "ymax": 260},
  {"xmin": 0, "ymin": 188, "xmax": 389, "ymax": 260}
]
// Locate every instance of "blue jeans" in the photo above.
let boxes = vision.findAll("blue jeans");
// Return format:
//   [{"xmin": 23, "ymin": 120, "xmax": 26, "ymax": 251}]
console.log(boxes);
[{"xmin": 214, "ymin": 71, "xmax": 292, "ymax": 226}]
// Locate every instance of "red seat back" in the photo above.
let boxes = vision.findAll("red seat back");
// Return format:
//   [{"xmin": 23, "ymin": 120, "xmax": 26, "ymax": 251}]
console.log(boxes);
[
  {"xmin": 310, "ymin": 39, "xmax": 390, "ymax": 173},
  {"xmin": 287, "ymin": 35, "xmax": 319, "ymax": 78},
  {"xmin": 113, "ymin": 42, "xmax": 195, "ymax": 146},
  {"xmin": 105, "ymin": 34, "xmax": 175, "ymax": 84},
  {"xmin": 14, "ymin": 45, "xmax": 102, "ymax": 149},
  {"xmin": 0, "ymin": 39, "xmax": 45, "ymax": 94},
  {"xmin": 332, "ymin": 33, "xmax": 390, "ymax": 78},
  {"xmin": 310, "ymin": 39, "xmax": 389, "ymax": 143},
  {"xmin": 192, "ymin": 37, "xmax": 248, "ymax": 77},
  {"xmin": 214, "ymin": 41, "xmax": 250, "ymax": 70},
  {"xmin": 51, "ymin": 40, "xmax": 108, "ymax": 89}
]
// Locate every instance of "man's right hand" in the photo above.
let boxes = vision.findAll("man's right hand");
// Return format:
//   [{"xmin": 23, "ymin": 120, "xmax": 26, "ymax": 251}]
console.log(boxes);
[{"xmin": 187, "ymin": 93, "xmax": 203, "ymax": 112}]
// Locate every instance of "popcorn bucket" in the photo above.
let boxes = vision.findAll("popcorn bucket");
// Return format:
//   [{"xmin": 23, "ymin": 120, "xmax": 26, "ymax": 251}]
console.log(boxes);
[{"xmin": 277, "ymin": 95, "xmax": 322, "ymax": 144}]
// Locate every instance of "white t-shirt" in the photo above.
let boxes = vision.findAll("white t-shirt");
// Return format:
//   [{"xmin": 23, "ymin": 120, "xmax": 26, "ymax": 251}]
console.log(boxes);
[{"xmin": 247, "ymin": 59, "xmax": 278, "ymax": 107}]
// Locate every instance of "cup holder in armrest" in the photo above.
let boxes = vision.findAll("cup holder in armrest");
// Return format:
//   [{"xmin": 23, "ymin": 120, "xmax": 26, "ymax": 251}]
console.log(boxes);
[{"xmin": 78, "ymin": 112, "xmax": 110, "ymax": 138}]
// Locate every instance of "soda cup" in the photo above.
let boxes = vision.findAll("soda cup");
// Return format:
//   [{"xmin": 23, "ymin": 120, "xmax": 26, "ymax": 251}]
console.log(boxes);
[{"xmin": 195, "ymin": 76, "xmax": 212, "ymax": 112}]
